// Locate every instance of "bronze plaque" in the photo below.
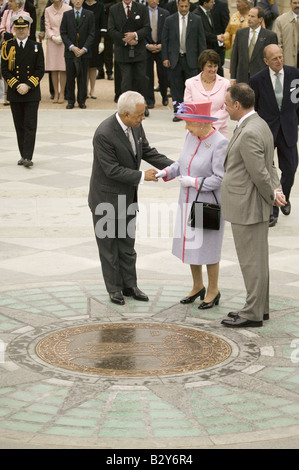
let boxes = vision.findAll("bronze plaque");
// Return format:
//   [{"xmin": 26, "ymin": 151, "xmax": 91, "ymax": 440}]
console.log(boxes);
[{"xmin": 35, "ymin": 323, "xmax": 232, "ymax": 376}]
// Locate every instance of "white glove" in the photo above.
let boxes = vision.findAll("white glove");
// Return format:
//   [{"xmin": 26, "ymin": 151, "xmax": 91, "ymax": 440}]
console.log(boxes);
[
  {"xmin": 179, "ymin": 175, "xmax": 196, "ymax": 188},
  {"xmin": 156, "ymin": 169, "xmax": 167, "ymax": 178},
  {"xmin": 52, "ymin": 35, "xmax": 62, "ymax": 45},
  {"xmin": 98, "ymin": 42, "xmax": 105, "ymax": 54}
]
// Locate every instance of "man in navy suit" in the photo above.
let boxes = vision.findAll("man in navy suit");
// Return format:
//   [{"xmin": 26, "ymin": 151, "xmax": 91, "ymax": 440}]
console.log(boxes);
[
  {"xmin": 60, "ymin": 0, "xmax": 95, "ymax": 109},
  {"xmin": 161, "ymin": 0, "xmax": 206, "ymax": 121},
  {"xmin": 145, "ymin": 0, "xmax": 169, "ymax": 108},
  {"xmin": 250, "ymin": 44, "xmax": 299, "ymax": 226}
]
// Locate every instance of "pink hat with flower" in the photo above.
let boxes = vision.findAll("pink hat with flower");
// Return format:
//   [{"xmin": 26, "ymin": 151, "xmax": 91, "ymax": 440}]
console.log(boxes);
[{"xmin": 174, "ymin": 101, "xmax": 218, "ymax": 123}]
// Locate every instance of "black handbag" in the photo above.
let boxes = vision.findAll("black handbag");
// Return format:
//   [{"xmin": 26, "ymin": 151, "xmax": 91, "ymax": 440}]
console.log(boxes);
[{"xmin": 188, "ymin": 178, "xmax": 221, "ymax": 230}]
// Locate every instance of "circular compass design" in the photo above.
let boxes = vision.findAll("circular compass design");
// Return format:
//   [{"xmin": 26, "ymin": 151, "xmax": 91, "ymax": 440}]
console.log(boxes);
[{"xmin": 35, "ymin": 323, "xmax": 232, "ymax": 377}]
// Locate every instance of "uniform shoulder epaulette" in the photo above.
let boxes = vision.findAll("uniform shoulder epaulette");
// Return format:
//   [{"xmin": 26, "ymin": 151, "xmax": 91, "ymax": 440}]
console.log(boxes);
[{"xmin": 1, "ymin": 39, "xmax": 16, "ymax": 71}]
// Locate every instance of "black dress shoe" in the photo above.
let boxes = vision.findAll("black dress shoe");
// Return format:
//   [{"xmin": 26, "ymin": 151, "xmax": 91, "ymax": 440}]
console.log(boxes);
[
  {"xmin": 198, "ymin": 292, "xmax": 220, "ymax": 310},
  {"xmin": 122, "ymin": 286, "xmax": 149, "ymax": 301},
  {"xmin": 147, "ymin": 103, "xmax": 155, "ymax": 109},
  {"xmin": 23, "ymin": 159, "xmax": 33, "ymax": 167},
  {"xmin": 18, "ymin": 158, "xmax": 25, "ymax": 165},
  {"xmin": 107, "ymin": 73, "xmax": 113, "ymax": 80},
  {"xmin": 228, "ymin": 311, "xmax": 269, "ymax": 321},
  {"xmin": 109, "ymin": 292, "xmax": 125, "ymax": 305},
  {"xmin": 66, "ymin": 104, "xmax": 74, "ymax": 109},
  {"xmin": 79, "ymin": 103, "xmax": 87, "ymax": 109},
  {"xmin": 269, "ymin": 215, "xmax": 278, "ymax": 227},
  {"xmin": 221, "ymin": 314, "xmax": 263, "ymax": 328},
  {"xmin": 281, "ymin": 200, "xmax": 291, "ymax": 216},
  {"xmin": 144, "ymin": 107, "xmax": 149, "ymax": 117},
  {"xmin": 173, "ymin": 116, "xmax": 181, "ymax": 122},
  {"xmin": 180, "ymin": 287, "xmax": 206, "ymax": 304},
  {"xmin": 162, "ymin": 98, "xmax": 169, "ymax": 106}
]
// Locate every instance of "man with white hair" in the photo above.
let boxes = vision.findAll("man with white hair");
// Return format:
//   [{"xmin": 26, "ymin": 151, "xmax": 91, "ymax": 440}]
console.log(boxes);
[{"xmin": 88, "ymin": 91, "xmax": 173, "ymax": 305}]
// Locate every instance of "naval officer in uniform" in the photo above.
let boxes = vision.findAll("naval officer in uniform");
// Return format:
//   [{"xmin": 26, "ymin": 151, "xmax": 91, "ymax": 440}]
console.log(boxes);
[{"xmin": 1, "ymin": 13, "xmax": 44, "ymax": 167}]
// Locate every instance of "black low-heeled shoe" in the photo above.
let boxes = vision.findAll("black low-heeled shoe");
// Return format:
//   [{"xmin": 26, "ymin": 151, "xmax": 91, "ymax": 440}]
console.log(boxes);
[
  {"xmin": 198, "ymin": 292, "xmax": 221, "ymax": 310},
  {"xmin": 180, "ymin": 287, "xmax": 206, "ymax": 304}
]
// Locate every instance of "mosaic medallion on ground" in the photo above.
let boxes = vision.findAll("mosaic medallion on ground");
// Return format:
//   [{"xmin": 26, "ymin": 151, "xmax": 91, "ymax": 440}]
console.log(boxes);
[{"xmin": 35, "ymin": 323, "xmax": 232, "ymax": 376}]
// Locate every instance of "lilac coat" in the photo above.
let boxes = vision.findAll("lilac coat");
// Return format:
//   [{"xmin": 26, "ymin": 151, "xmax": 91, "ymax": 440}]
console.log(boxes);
[{"xmin": 163, "ymin": 129, "xmax": 228, "ymax": 265}]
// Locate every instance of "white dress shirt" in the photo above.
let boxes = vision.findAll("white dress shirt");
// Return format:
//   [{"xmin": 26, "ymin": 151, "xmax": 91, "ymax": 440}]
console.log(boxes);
[
  {"xmin": 248, "ymin": 25, "xmax": 261, "ymax": 46},
  {"xmin": 116, "ymin": 113, "xmax": 144, "ymax": 184}
]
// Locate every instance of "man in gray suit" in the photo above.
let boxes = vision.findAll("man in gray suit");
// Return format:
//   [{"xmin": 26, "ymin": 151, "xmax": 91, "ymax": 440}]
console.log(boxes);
[
  {"xmin": 230, "ymin": 6, "xmax": 278, "ymax": 84},
  {"xmin": 88, "ymin": 91, "xmax": 173, "ymax": 306},
  {"xmin": 221, "ymin": 83, "xmax": 285, "ymax": 328}
]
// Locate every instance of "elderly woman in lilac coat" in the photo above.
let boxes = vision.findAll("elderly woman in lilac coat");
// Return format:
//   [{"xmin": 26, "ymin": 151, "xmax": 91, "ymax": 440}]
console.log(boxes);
[{"xmin": 156, "ymin": 102, "xmax": 228, "ymax": 309}]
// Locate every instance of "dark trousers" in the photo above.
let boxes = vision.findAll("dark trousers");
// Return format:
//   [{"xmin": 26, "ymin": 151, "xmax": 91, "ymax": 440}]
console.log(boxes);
[
  {"xmin": 65, "ymin": 56, "xmax": 89, "ymax": 106},
  {"xmin": 169, "ymin": 56, "xmax": 198, "ymax": 111},
  {"xmin": 273, "ymin": 127, "xmax": 298, "ymax": 217},
  {"xmin": 92, "ymin": 212, "xmax": 137, "ymax": 293},
  {"xmin": 98, "ymin": 35, "xmax": 114, "ymax": 75},
  {"xmin": 10, "ymin": 101, "xmax": 39, "ymax": 160},
  {"xmin": 118, "ymin": 60, "xmax": 149, "ymax": 99},
  {"xmin": 146, "ymin": 50, "xmax": 168, "ymax": 106}
]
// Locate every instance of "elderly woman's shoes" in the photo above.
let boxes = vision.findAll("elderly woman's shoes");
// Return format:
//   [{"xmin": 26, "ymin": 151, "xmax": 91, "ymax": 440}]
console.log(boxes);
[
  {"xmin": 180, "ymin": 287, "xmax": 206, "ymax": 304},
  {"xmin": 198, "ymin": 292, "xmax": 221, "ymax": 310}
]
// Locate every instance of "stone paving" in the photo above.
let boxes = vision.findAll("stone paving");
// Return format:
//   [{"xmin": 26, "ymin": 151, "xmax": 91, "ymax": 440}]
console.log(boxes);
[{"xmin": 0, "ymin": 103, "xmax": 299, "ymax": 449}]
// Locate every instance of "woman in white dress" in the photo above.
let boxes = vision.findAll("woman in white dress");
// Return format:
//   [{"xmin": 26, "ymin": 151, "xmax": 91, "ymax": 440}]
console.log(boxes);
[{"xmin": 156, "ymin": 102, "xmax": 228, "ymax": 309}]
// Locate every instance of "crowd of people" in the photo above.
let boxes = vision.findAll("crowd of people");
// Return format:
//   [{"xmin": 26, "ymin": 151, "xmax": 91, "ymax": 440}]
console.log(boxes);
[{"xmin": 1, "ymin": 0, "xmax": 298, "ymax": 328}]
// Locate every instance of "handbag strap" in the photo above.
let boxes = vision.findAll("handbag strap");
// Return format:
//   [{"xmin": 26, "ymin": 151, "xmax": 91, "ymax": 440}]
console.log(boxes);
[{"xmin": 194, "ymin": 178, "xmax": 219, "ymax": 205}]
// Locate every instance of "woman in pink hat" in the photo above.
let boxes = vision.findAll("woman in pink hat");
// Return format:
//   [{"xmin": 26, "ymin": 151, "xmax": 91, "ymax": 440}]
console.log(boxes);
[{"xmin": 156, "ymin": 101, "xmax": 228, "ymax": 310}]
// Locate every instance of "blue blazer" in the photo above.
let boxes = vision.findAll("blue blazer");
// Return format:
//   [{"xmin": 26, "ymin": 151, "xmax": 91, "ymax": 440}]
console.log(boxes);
[
  {"xmin": 250, "ymin": 65, "xmax": 299, "ymax": 148},
  {"xmin": 60, "ymin": 8, "xmax": 95, "ymax": 59}
]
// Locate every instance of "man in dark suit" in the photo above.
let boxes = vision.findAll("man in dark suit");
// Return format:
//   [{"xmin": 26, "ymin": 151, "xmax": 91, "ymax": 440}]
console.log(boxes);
[
  {"xmin": 88, "ymin": 91, "xmax": 173, "ymax": 305},
  {"xmin": 145, "ymin": 0, "xmax": 169, "ymax": 108},
  {"xmin": 250, "ymin": 44, "xmax": 299, "ymax": 226},
  {"xmin": 60, "ymin": 0, "xmax": 95, "ymax": 109},
  {"xmin": 193, "ymin": 1, "xmax": 222, "ymax": 47},
  {"xmin": 193, "ymin": 0, "xmax": 225, "ymax": 75},
  {"xmin": 210, "ymin": 0, "xmax": 230, "ymax": 76},
  {"xmin": 24, "ymin": 0, "xmax": 37, "ymax": 41},
  {"xmin": 164, "ymin": 0, "xmax": 197, "ymax": 15},
  {"xmin": 1, "ymin": 14, "xmax": 44, "ymax": 168},
  {"xmin": 161, "ymin": 0, "xmax": 206, "ymax": 121},
  {"xmin": 108, "ymin": 0, "xmax": 151, "ymax": 107},
  {"xmin": 230, "ymin": 6, "xmax": 277, "ymax": 84}
]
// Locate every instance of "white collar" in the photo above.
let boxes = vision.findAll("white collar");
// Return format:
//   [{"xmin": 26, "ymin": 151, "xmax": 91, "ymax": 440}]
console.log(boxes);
[
  {"xmin": 116, "ymin": 113, "xmax": 128, "ymax": 134},
  {"xmin": 238, "ymin": 110, "xmax": 256, "ymax": 127},
  {"xmin": 250, "ymin": 25, "xmax": 261, "ymax": 34},
  {"xmin": 16, "ymin": 37, "xmax": 28, "ymax": 47},
  {"xmin": 269, "ymin": 67, "xmax": 284, "ymax": 78},
  {"xmin": 179, "ymin": 12, "xmax": 188, "ymax": 20}
]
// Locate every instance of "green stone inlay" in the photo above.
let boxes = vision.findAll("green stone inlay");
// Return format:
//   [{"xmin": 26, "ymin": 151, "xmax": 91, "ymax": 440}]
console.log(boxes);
[
  {"xmin": 98, "ymin": 428, "xmax": 148, "ymax": 438},
  {"xmin": 9, "ymin": 412, "xmax": 52, "ymax": 423},
  {"xmin": 45, "ymin": 426, "xmax": 94, "ymax": 437},
  {"xmin": 153, "ymin": 428, "xmax": 202, "ymax": 437}
]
